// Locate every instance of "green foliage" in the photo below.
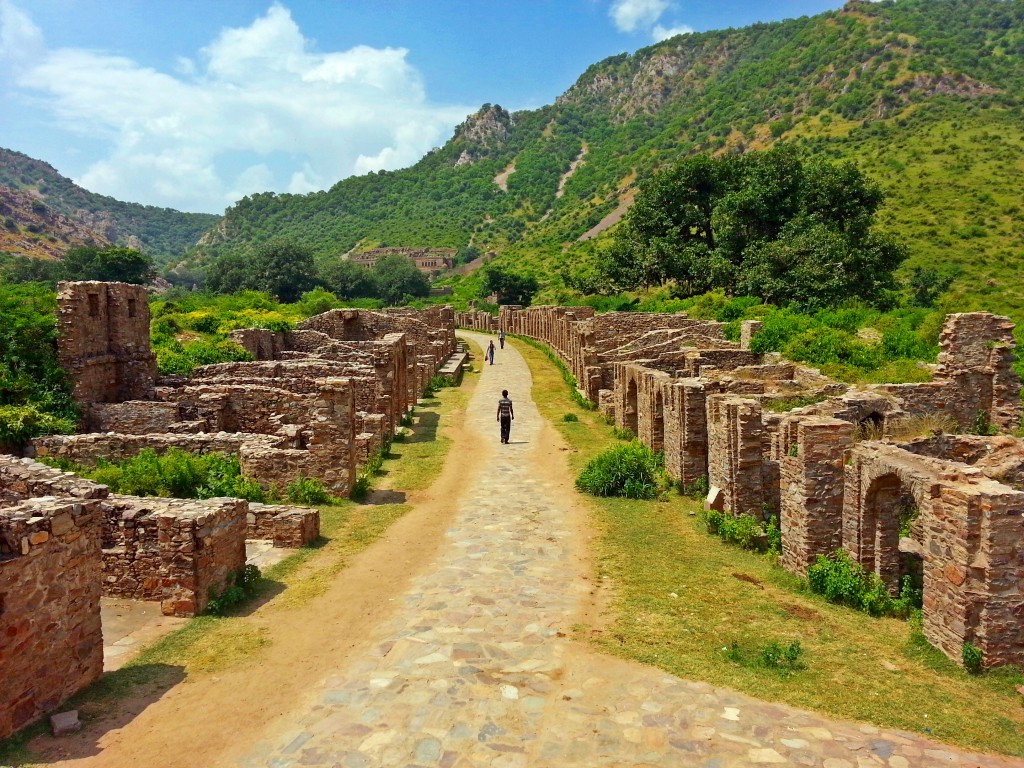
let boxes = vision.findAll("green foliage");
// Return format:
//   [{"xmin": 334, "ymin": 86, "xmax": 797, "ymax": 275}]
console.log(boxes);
[
  {"xmin": 0, "ymin": 283, "xmax": 76, "ymax": 445},
  {"xmin": 575, "ymin": 441, "xmax": 663, "ymax": 499},
  {"xmin": 562, "ymin": 413, "xmax": 579, "ymax": 422},
  {"xmin": 703, "ymin": 509, "xmax": 778, "ymax": 553},
  {"xmin": 154, "ymin": 338, "xmax": 254, "ymax": 376},
  {"xmin": 59, "ymin": 247, "xmax": 155, "ymax": 285},
  {"xmin": 482, "ymin": 265, "xmax": 540, "ymax": 306},
  {"xmin": 207, "ymin": 239, "xmax": 317, "ymax": 302},
  {"xmin": 806, "ymin": 550, "xmax": 919, "ymax": 618},
  {"xmin": 284, "ymin": 477, "xmax": 333, "ymax": 505},
  {"xmin": 760, "ymin": 640, "xmax": 806, "ymax": 671},
  {"xmin": 607, "ymin": 426, "xmax": 632, "ymax": 442},
  {"xmin": 679, "ymin": 474, "xmax": 709, "ymax": 500},
  {"xmin": 971, "ymin": 409, "xmax": 1000, "ymax": 436},
  {"xmin": 514, "ymin": 335, "xmax": 596, "ymax": 410},
  {"xmin": 605, "ymin": 147, "xmax": 906, "ymax": 308},
  {"xmin": 963, "ymin": 642, "xmax": 984, "ymax": 675},
  {"xmin": 371, "ymin": 254, "xmax": 431, "ymax": 306},
  {"xmin": 206, "ymin": 564, "xmax": 261, "ymax": 616},
  {"xmin": 56, "ymin": 448, "xmax": 268, "ymax": 502}
]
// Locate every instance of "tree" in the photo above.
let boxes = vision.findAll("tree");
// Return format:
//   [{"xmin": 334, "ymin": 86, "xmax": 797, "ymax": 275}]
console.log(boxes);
[
  {"xmin": 482, "ymin": 266, "xmax": 539, "ymax": 306},
  {"xmin": 605, "ymin": 147, "xmax": 907, "ymax": 308},
  {"xmin": 318, "ymin": 258, "xmax": 378, "ymax": 299},
  {"xmin": 372, "ymin": 255, "xmax": 430, "ymax": 305},
  {"xmin": 251, "ymin": 239, "xmax": 317, "ymax": 303},
  {"xmin": 59, "ymin": 247, "xmax": 155, "ymax": 285}
]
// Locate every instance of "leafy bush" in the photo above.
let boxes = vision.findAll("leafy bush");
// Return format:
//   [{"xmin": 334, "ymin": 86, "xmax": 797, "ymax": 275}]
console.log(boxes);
[
  {"xmin": 703, "ymin": 509, "xmax": 776, "ymax": 552},
  {"xmin": 962, "ymin": 642, "xmax": 983, "ymax": 674},
  {"xmin": 285, "ymin": 477, "xmax": 332, "ymax": 505},
  {"xmin": 576, "ymin": 441, "xmax": 663, "ymax": 499},
  {"xmin": 350, "ymin": 475, "xmax": 372, "ymax": 501},
  {"xmin": 760, "ymin": 640, "xmax": 805, "ymax": 670},
  {"xmin": 53, "ymin": 448, "xmax": 268, "ymax": 501},
  {"xmin": 0, "ymin": 404, "xmax": 75, "ymax": 446},
  {"xmin": 679, "ymin": 474, "xmax": 709, "ymax": 500},
  {"xmin": 562, "ymin": 413, "xmax": 579, "ymax": 422},
  {"xmin": 806, "ymin": 550, "xmax": 918, "ymax": 618}
]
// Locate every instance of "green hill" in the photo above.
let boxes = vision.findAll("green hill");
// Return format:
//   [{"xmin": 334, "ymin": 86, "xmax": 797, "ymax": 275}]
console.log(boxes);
[
  {"xmin": 192, "ymin": 0, "xmax": 1024, "ymax": 320},
  {"xmin": 0, "ymin": 147, "xmax": 220, "ymax": 260}
]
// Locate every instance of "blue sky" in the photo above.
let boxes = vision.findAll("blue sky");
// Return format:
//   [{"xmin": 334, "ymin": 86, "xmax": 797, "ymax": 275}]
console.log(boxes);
[{"xmin": 0, "ymin": 0, "xmax": 846, "ymax": 214}]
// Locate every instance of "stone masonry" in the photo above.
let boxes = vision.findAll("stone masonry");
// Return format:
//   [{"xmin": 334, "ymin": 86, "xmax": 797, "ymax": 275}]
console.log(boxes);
[{"xmin": 479, "ymin": 306, "xmax": 1024, "ymax": 669}]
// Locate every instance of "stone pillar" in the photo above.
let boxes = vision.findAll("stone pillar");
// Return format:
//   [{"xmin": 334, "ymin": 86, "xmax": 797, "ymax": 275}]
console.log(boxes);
[
  {"xmin": 779, "ymin": 416, "xmax": 854, "ymax": 574},
  {"xmin": 706, "ymin": 395, "xmax": 765, "ymax": 517},
  {"xmin": 664, "ymin": 379, "xmax": 710, "ymax": 487},
  {"xmin": 740, "ymin": 320, "xmax": 763, "ymax": 351},
  {"xmin": 309, "ymin": 378, "xmax": 356, "ymax": 496}
]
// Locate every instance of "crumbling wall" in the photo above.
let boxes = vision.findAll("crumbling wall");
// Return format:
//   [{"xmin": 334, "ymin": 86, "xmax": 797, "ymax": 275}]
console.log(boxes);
[
  {"xmin": 57, "ymin": 281, "xmax": 156, "ymax": 413},
  {"xmin": 247, "ymin": 503, "xmax": 320, "ymax": 548},
  {"xmin": 0, "ymin": 456, "xmax": 106, "ymax": 738},
  {"xmin": 706, "ymin": 395, "xmax": 768, "ymax": 517},
  {"xmin": 100, "ymin": 495, "xmax": 247, "ymax": 616}
]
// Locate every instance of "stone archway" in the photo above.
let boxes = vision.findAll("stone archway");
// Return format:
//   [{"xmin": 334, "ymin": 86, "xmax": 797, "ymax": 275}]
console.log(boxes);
[{"xmin": 859, "ymin": 473, "xmax": 919, "ymax": 590}]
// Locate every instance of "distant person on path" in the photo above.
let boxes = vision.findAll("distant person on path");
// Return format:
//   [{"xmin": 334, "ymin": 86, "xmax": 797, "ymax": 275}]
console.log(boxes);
[
  {"xmin": 497, "ymin": 389, "xmax": 514, "ymax": 444},
  {"xmin": 499, "ymin": 330, "xmax": 506, "ymax": 349},
  {"xmin": 487, "ymin": 340, "xmax": 496, "ymax": 365}
]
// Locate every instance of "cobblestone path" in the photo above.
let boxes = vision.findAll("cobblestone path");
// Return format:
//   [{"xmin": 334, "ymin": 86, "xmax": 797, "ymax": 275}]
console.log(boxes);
[{"xmin": 244, "ymin": 332, "xmax": 1021, "ymax": 768}]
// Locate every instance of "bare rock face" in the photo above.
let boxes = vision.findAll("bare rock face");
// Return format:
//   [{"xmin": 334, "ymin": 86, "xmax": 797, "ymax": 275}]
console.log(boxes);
[
  {"xmin": 0, "ymin": 186, "xmax": 112, "ymax": 259},
  {"xmin": 450, "ymin": 104, "xmax": 514, "ymax": 166}
]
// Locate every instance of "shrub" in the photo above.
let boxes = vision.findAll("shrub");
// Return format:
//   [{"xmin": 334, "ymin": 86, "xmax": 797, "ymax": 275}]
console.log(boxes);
[
  {"xmin": 576, "ymin": 441, "xmax": 663, "ymax": 499},
  {"xmin": 350, "ymin": 475, "xmax": 372, "ymax": 501},
  {"xmin": 285, "ymin": 477, "xmax": 332, "ymax": 505},
  {"xmin": 703, "ymin": 509, "xmax": 774, "ymax": 552},
  {"xmin": 562, "ymin": 413, "xmax": 579, "ymax": 422},
  {"xmin": 0, "ymin": 404, "xmax": 76, "ymax": 446},
  {"xmin": 806, "ymin": 550, "xmax": 917, "ymax": 618},
  {"xmin": 760, "ymin": 640, "xmax": 805, "ymax": 670},
  {"xmin": 962, "ymin": 642, "xmax": 983, "ymax": 674},
  {"xmin": 612, "ymin": 426, "xmax": 635, "ymax": 441},
  {"xmin": 679, "ymin": 474, "xmax": 709, "ymax": 499}
]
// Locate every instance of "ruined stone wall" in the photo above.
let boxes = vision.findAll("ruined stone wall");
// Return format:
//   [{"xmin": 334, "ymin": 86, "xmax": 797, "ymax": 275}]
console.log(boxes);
[
  {"xmin": 454, "ymin": 310, "xmax": 498, "ymax": 332},
  {"xmin": 100, "ymin": 495, "xmax": 247, "ymax": 616},
  {"xmin": 229, "ymin": 328, "xmax": 286, "ymax": 360},
  {"xmin": 843, "ymin": 443, "xmax": 1024, "ymax": 668},
  {"xmin": 705, "ymin": 395, "xmax": 768, "ymax": 517},
  {"xmin": 57, "ymin": 281, "xmax": 156, "ymax": 410},
  {"xmin": 0, "ymin": 456, "xmax": 107, "ymax": 739},
  {"xmin": 778, "ymin": 416, "xmax": 854, "ymax": 575},
  {"xmin": 88, "ymin": 401, "xmax": 184, "ymax": 434},
  {"xmin": 29, "ymin": 432, "xmax": 279, "ymax": 466},
  {"xmin": 247, "ymin": 503, "xmax": 320, "ymax": 548}
]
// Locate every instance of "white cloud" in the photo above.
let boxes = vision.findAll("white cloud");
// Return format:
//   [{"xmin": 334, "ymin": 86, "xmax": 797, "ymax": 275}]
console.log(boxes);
[
  {"xmin": 653, "ymin": 23, "xmax": 694, "ymax": 41},
  {"xmin": 2, "ymin": 2, "xmax": 473, "ymax": 213},
  {"xmin": 0, "ymin": 0, "xmax": 44, "ymax": 68},
  {"xmin": 609, "ymin": 0, "xmax": 693, "ymax": 43},
  {"xmin": 610, "ymin": 0, "xmax": 669, "ymax": 33}
]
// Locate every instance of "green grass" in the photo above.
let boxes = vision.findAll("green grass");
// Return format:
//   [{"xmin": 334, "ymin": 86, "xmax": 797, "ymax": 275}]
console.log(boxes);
[{"xmin": 516, "ymin": 338, "xmax": 1024, "ymax": 758}]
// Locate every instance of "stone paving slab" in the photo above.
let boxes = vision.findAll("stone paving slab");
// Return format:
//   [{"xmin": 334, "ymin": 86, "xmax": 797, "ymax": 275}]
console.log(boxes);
[{"xmin": 243, "ymin": 332, "xmax": 1022, "ymax": 768}]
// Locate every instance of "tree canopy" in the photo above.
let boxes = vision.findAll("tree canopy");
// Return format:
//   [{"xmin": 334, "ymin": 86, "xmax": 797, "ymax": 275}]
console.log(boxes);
[
  {"xmin": 603, "ymin": 147, "xmax": 907, "ymax": 308},
  {"xmin": 482, "ymin": 266, "xmax": 540, "ymax": 306}
]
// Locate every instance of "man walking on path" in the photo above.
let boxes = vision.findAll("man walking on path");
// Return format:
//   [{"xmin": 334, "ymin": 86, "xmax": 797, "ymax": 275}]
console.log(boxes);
[
  {"xmin": 497, "ymin": 389, "xmax": 514, "ymax": 444},
  {"xmin": 487, "ymin": 340, "xmax": 496, "ymax": 365},
  {"xmin": 499, "ymin": 330, "xmax": 505, "ymax": 349}
]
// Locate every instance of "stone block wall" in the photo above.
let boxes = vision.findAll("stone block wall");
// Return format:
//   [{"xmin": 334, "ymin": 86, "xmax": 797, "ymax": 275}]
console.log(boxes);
[
  {"xmin": 57, "ymin": 281, "xmax": 156, "ymax": 409},
  {"xmin": 0, "ymin": 456, "xmax": 107, "ymax": 739},
  {"xmin": 100, "ymin": 495, "xmax": 247, "ymax": 616},
  {"xmin": 247, "ymin": 503, "xmax": 320, "ymax": 548},
  {"xmin": 779, "ymin": 416, "xmax": 854, "ymax": 575},
  {"xmin": 706, "ymin": 395, "xmax": 767, "ymax": 517}
]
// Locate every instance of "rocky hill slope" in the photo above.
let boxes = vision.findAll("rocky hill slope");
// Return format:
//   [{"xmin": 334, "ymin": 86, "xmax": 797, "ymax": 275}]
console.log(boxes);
[
  {"xmin": 189, "ymin": 0, "xmax": 1023, "ymax": 320},
  {"xmin": 0, "ymin": 148, "xmax": 220, "ymax": 260},
  {"xmin": 0, "ymin": 186, "xmax": 111, "ymax": 260}
]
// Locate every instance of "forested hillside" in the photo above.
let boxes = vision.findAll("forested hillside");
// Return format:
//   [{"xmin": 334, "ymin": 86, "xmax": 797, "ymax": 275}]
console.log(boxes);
[
  {"xmin": 0, "ymin": 148, "xmax": 220, "ymax": 259},
  {"xmin": 192, "ymin": 0, "xmax": 1024, "ymax": 322}
]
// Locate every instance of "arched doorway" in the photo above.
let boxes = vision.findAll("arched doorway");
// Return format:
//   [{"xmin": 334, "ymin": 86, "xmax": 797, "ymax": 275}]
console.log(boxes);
[{"xmin": 860, "ymin": 473, "xmax": 919, "ymax": 591}]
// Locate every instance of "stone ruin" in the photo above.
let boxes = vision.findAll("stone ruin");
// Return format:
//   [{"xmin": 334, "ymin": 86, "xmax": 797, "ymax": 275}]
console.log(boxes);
[
  {"xmin": 488, "ymin": 305, "xmax": 1024, "ymax": 670},
  {"xmin": 0, "ymin": 281, "xmax": 459, "ymax": 738}
]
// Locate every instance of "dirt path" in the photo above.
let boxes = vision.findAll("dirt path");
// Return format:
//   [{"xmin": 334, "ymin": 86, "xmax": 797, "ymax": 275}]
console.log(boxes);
[{"xmin": 31, "ymin": 333, "xmax": 1022, "ymax": 767}]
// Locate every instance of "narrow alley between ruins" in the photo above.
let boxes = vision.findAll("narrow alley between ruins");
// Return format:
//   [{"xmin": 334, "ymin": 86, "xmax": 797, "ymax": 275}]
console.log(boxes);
[{"xmin": 190, "ymin": 333, "xmax": 1023, "ymax": 768}]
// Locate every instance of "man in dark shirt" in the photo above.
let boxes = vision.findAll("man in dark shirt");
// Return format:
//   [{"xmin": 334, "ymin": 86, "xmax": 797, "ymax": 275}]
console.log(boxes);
[{"xmin": 496, "ymin": 389, "xmax": 514, "ymax": 444}]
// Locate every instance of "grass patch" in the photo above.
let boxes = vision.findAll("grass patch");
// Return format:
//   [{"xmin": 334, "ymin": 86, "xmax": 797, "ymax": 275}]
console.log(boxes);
[{"xmin": 515, "ymin": 338, "xmax": 1024, "ymax": 757}]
